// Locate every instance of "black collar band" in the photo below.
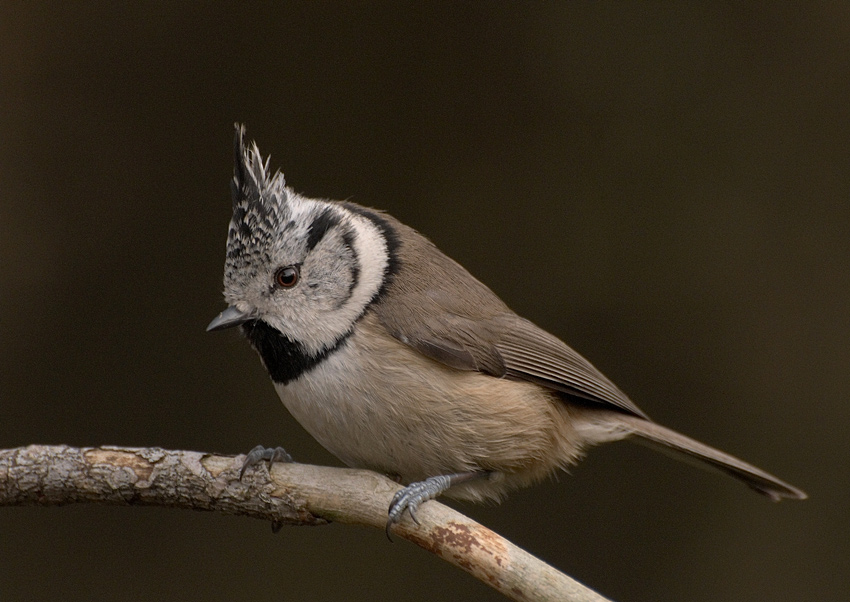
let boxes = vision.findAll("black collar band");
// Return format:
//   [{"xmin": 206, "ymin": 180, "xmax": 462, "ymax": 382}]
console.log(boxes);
[{"xmin": 241, "ymin": 320, "xmax": 352, "ymax": 385}]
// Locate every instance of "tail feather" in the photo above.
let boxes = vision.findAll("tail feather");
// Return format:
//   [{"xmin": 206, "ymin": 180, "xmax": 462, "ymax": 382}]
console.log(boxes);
[{"xmin": 607, "ymin": 413, "xmax": 807, "ymax": 501}]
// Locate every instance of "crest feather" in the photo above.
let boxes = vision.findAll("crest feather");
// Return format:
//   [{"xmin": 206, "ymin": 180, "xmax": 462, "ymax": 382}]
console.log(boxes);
[
  {"xmin": 225, "ymin": 124, "xmax": 292, "ymax": 273},
  {"xmin": 231, "ymin": 123, "xmax": 286, "ymax": 209}
]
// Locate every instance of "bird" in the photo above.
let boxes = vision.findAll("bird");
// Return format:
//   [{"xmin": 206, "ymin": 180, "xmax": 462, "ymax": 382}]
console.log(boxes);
[{"xmin": 208, "ymin": 124, "xmax": 806, "ymax": 534}]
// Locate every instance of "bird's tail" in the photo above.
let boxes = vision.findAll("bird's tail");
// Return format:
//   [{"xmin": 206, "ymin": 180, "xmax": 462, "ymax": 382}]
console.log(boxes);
[{"xmin": 588, "ymin": 411, "xmax": 807, "ymax": 501}]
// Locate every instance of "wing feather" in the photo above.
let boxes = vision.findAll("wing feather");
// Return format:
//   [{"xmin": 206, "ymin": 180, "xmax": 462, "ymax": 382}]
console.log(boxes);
[
  {"xmin": 370, "ymin": 213, "xmax": 648, "ymax": 419},
  {"xmin": 495, "ymin": 316, "xmax": 648, "ymax": 418}
]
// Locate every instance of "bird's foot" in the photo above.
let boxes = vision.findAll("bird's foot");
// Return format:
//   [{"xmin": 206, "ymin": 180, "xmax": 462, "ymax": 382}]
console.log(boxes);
[
  {"xmin": 239, "ymin": 445, "xmax": 293, "ymax": 479},
  {"xmin": 386, "ymin": 471, "xmax": 486, "ymax": 539}
]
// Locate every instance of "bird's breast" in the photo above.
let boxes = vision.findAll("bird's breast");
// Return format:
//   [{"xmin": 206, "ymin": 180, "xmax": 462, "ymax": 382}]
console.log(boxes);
[{"xmin": 270, "ymin": 314, "xmax": 584, "ymax": 500}]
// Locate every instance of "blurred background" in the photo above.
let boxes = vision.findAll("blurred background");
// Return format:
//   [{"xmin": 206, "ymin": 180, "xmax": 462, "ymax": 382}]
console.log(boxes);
[{"xmin": 1, "ymin": 3, "xmax": 847, "ymax": 601}]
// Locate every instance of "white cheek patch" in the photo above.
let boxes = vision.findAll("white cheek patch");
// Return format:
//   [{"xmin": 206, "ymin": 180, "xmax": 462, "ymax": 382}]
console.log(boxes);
[
  {"xmin": 262, "ymin": 200, "xmax": 391, "ymax": 357},
  {"xmin": 344, "ymin": 213, "xmax": 391, "ymax": 310},
  {"xmin": 301, "ymin": 211, "xmax": 388, "ymax": 355}
]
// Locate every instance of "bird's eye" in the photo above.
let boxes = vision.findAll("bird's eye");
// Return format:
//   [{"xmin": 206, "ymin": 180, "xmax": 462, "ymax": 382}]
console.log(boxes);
[{"xmin": 274, "ymin": 265, "xmax": 300, "ymax": 288}]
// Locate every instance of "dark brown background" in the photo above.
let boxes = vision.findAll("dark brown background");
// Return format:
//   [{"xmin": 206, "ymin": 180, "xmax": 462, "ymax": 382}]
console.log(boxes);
[{"xmin": 1, "ymin": 3, "xmax": 847, "ymax": 601}]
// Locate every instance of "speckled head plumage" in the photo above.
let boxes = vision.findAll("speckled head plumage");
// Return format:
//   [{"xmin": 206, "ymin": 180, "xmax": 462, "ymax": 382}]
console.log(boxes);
[
  {"xmin": 224, "ymin": 125, "xmax": 293, "ymax": 291},
  {"xmin": 217, "ymin": 124, "xmax": 396, "ymax": 363}
]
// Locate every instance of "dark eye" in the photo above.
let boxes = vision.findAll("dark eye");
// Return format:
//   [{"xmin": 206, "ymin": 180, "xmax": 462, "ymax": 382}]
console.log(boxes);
[{"xmin": 274, "ymin": 265, "xmax": 300, "ymax": 288}]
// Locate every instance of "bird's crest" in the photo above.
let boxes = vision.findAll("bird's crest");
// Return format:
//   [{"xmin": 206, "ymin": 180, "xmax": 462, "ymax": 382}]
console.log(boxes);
[{"xmin": 225, "ymin": 124, "xmax": 292, "ymax": 276}]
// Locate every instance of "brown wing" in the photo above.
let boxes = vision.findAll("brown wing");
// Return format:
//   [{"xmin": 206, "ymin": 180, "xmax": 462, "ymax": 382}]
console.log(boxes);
[
  {"xmin": 491, "ymin": 314, "xmax": 648, "ymax": 418},
  {"xmin": 372, "ymin": 215, "xmax": 648, "ymax": 419}
]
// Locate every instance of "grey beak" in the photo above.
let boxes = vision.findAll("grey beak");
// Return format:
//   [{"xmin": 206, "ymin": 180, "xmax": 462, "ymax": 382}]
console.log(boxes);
[{"xmin": 206, "ymin": 305, "xmax": 257, "ymax": 332}]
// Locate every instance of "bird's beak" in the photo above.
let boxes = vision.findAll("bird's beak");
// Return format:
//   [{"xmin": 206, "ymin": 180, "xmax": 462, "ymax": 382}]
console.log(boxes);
[{"xmin": 206, "ymin": 305, "xmax": 257, "ymax": 332}]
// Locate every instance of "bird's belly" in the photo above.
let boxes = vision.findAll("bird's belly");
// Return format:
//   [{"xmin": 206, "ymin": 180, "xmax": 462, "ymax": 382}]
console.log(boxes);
[
  {"xmin": 271, "ymin": 326, "xmax": 582, "ymax": 498},
  {"xmin": 274, "ymin": 353, "xmax": 482, "ymax": 479}
]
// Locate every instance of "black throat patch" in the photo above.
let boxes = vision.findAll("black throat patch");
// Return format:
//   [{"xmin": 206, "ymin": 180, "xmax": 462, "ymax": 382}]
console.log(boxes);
[{"xmin": 241, "ymin": 320, "xmax": 352, "ymax": 385}]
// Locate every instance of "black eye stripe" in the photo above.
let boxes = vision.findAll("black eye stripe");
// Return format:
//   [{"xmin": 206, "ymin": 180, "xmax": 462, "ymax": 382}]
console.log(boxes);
[
  {"xmin": 337, "ymin": 202, "xmax": 400, "ymax": 306},
  {"xmin": 306, "ymin": 207, "xmax": 340, "ymax": 252},
  {"xmin": 341, "ymin": 229, "xmax": 360, "ymax": 295}
]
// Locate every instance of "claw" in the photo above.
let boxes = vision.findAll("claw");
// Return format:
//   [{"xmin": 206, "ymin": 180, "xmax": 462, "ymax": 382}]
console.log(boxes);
[
  {"xmin": 240, "ymin": 445, "xmax": 293, "ymax": 479},
  {"xmin": 407, "ymin": 505, "xmax": 420, "ymax": 526},
  {"xmin": 385, "ymin": 475, "xmax": 453, "ymax": 539},
  {"xmin": 384, "ymin": 471, "xmax": 490, "ymax": 539}
]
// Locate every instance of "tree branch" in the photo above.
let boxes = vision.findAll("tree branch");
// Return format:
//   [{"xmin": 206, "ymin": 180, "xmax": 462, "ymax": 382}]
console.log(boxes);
[{"xmin": 0, "ymin": 445, "xmax": 612, "ymax": 602}]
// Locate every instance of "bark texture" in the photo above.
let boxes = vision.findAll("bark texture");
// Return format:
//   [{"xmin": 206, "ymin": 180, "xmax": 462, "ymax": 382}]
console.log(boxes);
[{"xmin": 0, "ymin": 445, "xmax": 612, "ymax": 602}]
